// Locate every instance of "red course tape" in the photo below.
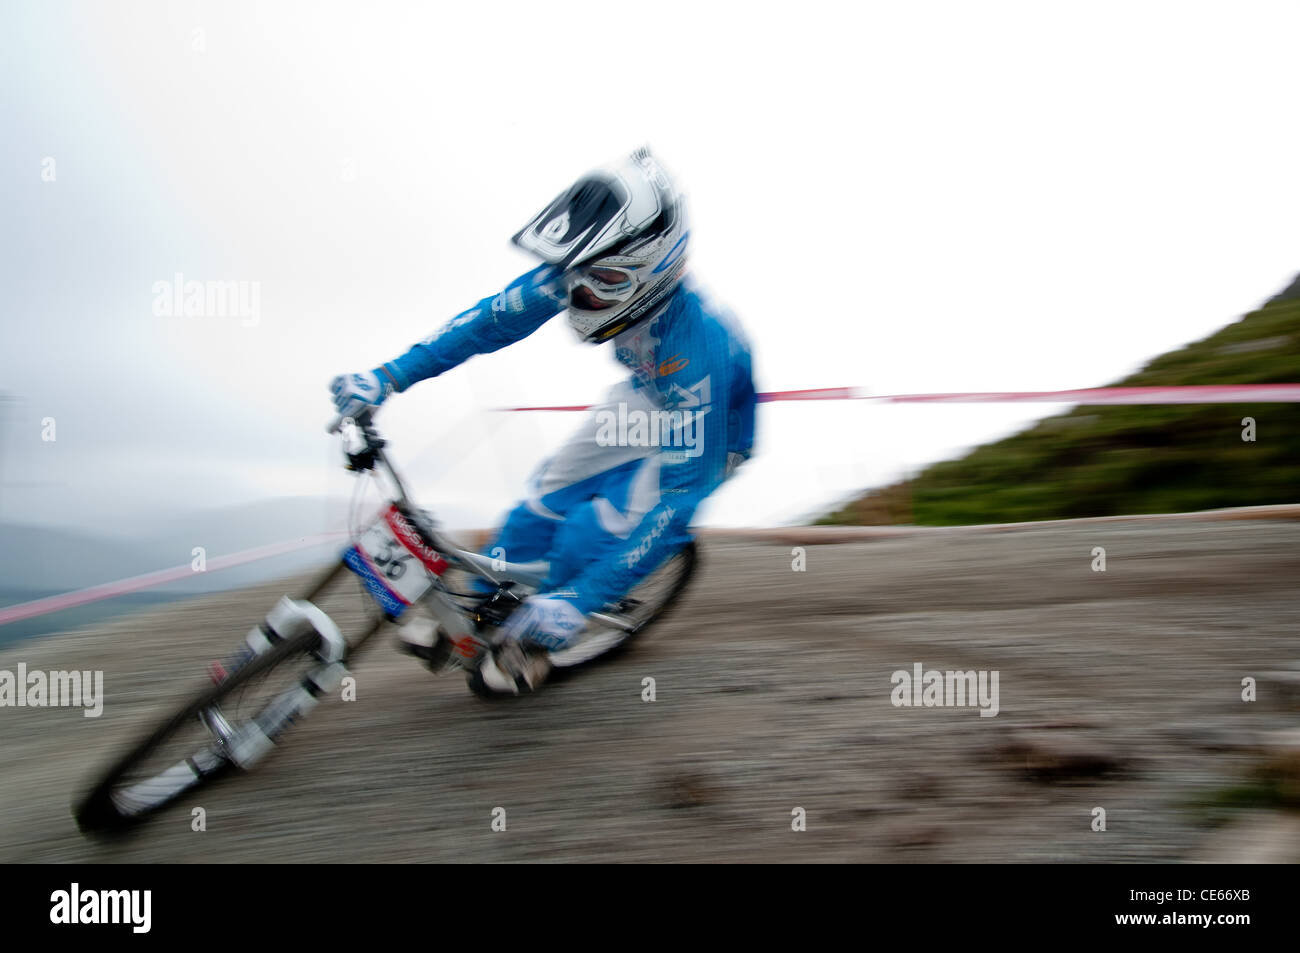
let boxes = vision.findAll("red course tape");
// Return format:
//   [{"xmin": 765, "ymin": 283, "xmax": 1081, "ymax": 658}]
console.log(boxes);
[
  {"xmin": 6, "ymin": 383, "xmax": 1298, "ymax": 627},
  {"xmin": 502, "ymin": 384, "xmax": 1300, "ymax": 411}
]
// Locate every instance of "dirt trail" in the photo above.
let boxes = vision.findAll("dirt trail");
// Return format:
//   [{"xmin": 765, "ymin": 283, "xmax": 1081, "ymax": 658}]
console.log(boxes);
[{"xmin": 2, "ymin": 519, "xmax": 1298, "ymax": 862}]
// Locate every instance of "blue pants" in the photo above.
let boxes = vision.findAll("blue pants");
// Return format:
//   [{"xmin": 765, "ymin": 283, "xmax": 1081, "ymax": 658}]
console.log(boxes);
[{"xmin": 487, "ymin": 381, "xmax": 676, "ymax": 594}]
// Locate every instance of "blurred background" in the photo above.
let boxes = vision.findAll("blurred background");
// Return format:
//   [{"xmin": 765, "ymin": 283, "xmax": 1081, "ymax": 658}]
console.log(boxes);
[
  {"xmin": 4, "ymin": 1, "xmax": 1300, "ymax": 628},
  {"xmin": 2, "ymin": 0, "xmax": 1300, "ymax": 865}
]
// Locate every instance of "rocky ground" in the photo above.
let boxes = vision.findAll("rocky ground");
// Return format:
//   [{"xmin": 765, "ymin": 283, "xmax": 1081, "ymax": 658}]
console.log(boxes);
[{"xmin": 2, "ymin": 517, "xmax": 1298, "ymax": 862}]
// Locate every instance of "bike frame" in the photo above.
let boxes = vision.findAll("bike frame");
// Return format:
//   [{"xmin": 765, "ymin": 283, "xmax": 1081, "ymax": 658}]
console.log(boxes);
[
  {"xmin": 316, "ymin": 410, "xmax": 633, "ymax": 671},
  {"xmin": 71, "ymin": 407, "xmax": 673, "ymax": 829}
]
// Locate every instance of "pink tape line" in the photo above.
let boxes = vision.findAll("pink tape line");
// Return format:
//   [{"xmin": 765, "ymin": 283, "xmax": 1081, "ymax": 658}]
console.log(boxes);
[
  {"xmin": 7, "ymin": 382, "xmax": 1299, "ymax": 629},
  {"xmin": 0, "ymin": 532, "xmax": 347, "ymax": 628},
  {"xmin": 502, "ymin": 384, "xmax": 1300, "ymax": 411}
]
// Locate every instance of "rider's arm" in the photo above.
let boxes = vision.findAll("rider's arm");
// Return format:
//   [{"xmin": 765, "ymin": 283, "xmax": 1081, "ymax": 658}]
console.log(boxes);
[
  {"xmin": 376, "ymin": 265, "xmax": 566, "ymax": 391},
  {"xmin": 558, "ymin": 360, "xmax": 731, "ymax": 615}
]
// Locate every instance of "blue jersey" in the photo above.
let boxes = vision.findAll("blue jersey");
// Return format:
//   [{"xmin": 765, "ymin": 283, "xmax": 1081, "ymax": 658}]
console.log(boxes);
[{"xmin": 379, "ymin": 266, "xmax": 757, "ymax": 612}]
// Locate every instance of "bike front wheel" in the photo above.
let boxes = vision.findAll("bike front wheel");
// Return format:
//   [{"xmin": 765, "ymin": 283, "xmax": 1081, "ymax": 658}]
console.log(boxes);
[{"xmin": 73, "ymin": 612, "xmax": 378, "ymax": 833}]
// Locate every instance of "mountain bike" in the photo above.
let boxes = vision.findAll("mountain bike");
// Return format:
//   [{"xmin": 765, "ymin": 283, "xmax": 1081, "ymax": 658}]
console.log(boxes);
[{"xmin": 73, "ymin": 408, "xmax": 697, "ymax": 832}]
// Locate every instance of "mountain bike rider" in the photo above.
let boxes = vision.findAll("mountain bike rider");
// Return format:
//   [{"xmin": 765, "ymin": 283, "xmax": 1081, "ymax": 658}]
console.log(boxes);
[{"xmin": 329, "ymin": 148, "xmax": 756, "ymax": 693}]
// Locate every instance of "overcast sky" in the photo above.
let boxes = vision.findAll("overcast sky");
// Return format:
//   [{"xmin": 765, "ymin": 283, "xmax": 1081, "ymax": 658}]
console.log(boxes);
[{"xmin": 3, "ymin": 0, "xmax": 1299, "ymax": 543}]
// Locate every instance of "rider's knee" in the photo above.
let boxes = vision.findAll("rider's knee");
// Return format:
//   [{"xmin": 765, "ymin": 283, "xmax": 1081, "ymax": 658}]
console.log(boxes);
[
  {"xmin": 491, "ymin": 500, "xmax": 561, "ymax": 563},
  {"xmin": 542, "ymin": 499, "xmax": 621, "ymax": 589}
]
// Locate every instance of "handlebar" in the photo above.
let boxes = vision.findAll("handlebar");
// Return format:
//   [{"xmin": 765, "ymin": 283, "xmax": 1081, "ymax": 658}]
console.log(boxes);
[
  {"xmin": 328, "ymin": 405, "xmax": 416, "ymax": 508},
  {"xmin": 325, "ymin": 403, "xmax": 376, "ymax": 435}
]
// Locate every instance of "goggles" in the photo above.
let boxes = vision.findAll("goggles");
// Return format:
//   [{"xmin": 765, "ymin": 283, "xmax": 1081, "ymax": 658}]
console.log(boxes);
[{"xmin": 565, "ymin": 263, "xmax": 638, "ymax": 312}]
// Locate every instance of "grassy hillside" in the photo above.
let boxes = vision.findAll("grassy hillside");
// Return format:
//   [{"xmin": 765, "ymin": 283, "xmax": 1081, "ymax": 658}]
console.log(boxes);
[{"xmin": 820, "ymin": 283, "xmax": 1300, "ymax": 526}]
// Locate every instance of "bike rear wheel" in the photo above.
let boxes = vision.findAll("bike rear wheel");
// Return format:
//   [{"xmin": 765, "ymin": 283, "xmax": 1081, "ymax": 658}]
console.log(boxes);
[
  {"xmin": 464, "ymin": 539, "xmax": 699, "ymax": 698},
  {"xmin": 550, "ymin": 538, "xmax": 700, "ymax": 667}
]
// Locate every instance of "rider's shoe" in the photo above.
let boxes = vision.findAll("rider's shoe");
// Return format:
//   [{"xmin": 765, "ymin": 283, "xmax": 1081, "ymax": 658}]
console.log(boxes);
[
  {"xmin": 469, "ymin": 638, "xmax": 552, "ymax": 696},
  {"xmin": 397, "ymin": 617, "xmax": 454, "ymax": 672}
]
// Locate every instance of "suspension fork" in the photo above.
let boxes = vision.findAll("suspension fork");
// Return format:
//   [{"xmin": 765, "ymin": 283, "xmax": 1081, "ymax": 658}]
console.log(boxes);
[{"xmin": 297, "ymin": 560, "xmax": 390, "ymax": 661}]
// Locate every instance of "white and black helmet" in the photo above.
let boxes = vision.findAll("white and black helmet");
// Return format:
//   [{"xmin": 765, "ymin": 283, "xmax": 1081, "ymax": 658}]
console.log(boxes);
[{"xmin": 513, "ymin": 148, "xmax": 688, "ymax": 343}]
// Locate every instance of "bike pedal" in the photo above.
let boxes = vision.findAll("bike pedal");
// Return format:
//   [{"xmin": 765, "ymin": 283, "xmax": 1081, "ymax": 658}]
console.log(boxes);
[
  {"xmin": 489, "ymin": 640, "xmax": 552, "ymax": 694},
  {"xmin": 398, "ymin": 618, "xmax": 454, "ymax": 673},
  {"xmin": 408, "ymin": 639, "xmax": 454, "ymax": 672}
]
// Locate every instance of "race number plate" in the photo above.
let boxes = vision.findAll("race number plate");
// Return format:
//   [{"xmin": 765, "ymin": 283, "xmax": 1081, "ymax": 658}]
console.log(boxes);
[{"xmin": 343, "ymin": 505, "xmax": 448, "ymax": 617}]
